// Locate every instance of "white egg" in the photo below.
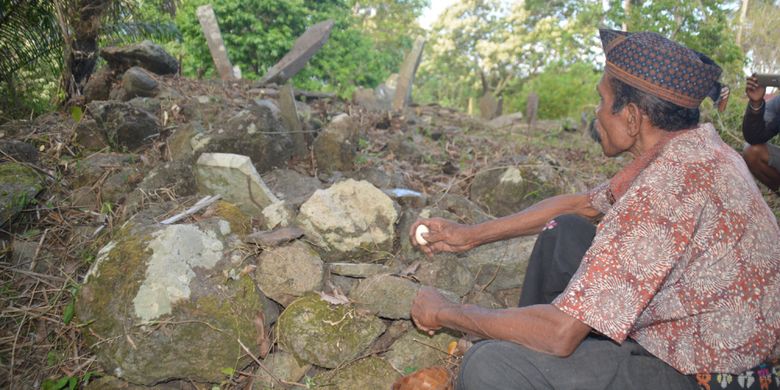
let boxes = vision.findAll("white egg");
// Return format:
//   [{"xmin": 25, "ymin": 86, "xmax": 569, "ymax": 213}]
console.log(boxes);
[{"xmin": 415, "ymin": 224, "xmax": 430, "ymax": 246}]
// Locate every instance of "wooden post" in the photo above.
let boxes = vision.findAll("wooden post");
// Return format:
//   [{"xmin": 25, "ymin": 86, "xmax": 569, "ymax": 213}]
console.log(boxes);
[{"xmin": 196, "ymin": 4, "xmax": 236, "ymax": 81}]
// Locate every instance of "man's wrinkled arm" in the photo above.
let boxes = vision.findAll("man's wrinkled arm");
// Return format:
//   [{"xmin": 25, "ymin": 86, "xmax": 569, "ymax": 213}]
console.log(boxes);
[
  {"xmin": 436, "ymin": 303, "xmax": 591, "ymax": 357},
  {"xmin": 462, "ymin": 192, "xmax": 601, "ymax": 247}
]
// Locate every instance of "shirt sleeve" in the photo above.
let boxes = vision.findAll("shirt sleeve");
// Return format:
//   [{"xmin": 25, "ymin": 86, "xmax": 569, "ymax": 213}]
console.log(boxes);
[
  {"xmin": 587, "ymin": 181, "xmax": 612, "ymax": 215},
  {"xmin": 743, "ymin": 97, "xmax": 780, "ymax": 145},
  {"xmin": 553, "ymin": 163, "xmax": 700, "ymax": 343}
]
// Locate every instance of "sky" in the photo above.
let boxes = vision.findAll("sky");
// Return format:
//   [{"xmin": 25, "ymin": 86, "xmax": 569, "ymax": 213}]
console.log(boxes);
[{"xmin": 417, "ymin": 0, "xmax": 460, "ymax": 30}]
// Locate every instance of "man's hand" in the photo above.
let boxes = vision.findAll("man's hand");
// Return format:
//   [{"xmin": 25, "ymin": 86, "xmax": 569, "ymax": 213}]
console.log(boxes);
[
  {"xmin": 409, "ymin": 218, "xmax": 475, "ymax": 257},
  {"xmin": 410, "ymin": 286, "xmax": 454, "ymax": 335},
  {"xmin": 746, "ymin": 74, "xmax": 767, "ymax": 108}
]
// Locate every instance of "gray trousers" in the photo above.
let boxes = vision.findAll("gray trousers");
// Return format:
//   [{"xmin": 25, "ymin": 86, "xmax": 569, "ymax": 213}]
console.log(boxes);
[{"xmin": 457, "ymin": 215, "xmax": 699, "ymax": 390}]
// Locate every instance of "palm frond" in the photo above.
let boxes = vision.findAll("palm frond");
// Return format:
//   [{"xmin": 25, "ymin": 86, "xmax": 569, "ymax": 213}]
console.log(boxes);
[
  {"xmin": 100, "ymin": 21, "xmax": 180, "ymax": 47},
  {"xmin": 0, "ymin": 0, "xmax": 63, "ymax": 80}
]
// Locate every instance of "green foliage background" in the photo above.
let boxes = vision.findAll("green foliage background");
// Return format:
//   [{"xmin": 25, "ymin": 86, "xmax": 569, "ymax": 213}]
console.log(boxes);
[{"xmin": 2, "ymin": 0, "xmax": 777, "ymax": 136}]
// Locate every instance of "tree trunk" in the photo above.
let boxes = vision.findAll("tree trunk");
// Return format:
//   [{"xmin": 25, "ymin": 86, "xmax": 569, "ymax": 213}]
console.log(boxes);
[
  {"xmin": 622, "ymin": 0, "xmax": 631, "ymax": 31},
  {"xmin": 62, "ymin": 0, "xmax": 109, "ymax": 102},
  {"xmin": 737, "ymin": 0, "xmax": 749, "ymax": 46}
]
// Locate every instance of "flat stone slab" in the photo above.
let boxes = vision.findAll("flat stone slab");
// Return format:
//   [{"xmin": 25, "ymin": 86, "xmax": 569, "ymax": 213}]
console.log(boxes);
[
  {"xmin": 328, "ymin": 262, "xmax": 392, "ymax": 278},
  {"xmin": 260, "ymin": 20, "xmax": 334, "ymax": 85},
  {"xmin": 195, "ymin": 153, "xmax": 279, "ymax": 216}
]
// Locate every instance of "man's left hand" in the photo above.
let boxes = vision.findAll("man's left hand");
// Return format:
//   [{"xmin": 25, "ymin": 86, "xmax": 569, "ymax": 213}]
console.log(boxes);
[{"xmin": 411, "ymin": 286, "xmax": 454, "ymax": 335}]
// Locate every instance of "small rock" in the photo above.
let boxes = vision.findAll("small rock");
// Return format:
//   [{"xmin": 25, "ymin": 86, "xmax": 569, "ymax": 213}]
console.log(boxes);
[
  {"xmin": 195, "ymin": 153, "xmax": 279, "ymax": 216},
  {"xmin": 83, "ymin": 67, "xmax": 114, "ymax": 103},
  {"xmin": 313, "ymin": 114, "xmax": 358, "ymax": 173},
  {"xmin": 255, "ymin": 241, "xmax": 324, "ymax": 306},
  {"xmin": 244, "ymin": 226, "xmax": 304, "ymax": 247},
  {"xmin": 312, "ymin": 357, "xmax": 400, "ymax": 390},
  {"xmin": 0, "ymin": 163, "xmax": 44, "ymax": 226},
  {"xmin": 328, "ymin": 263, "xmax": 392, "ymax": 278},
  {"xmin": 252, "ymin": 351, "xmax": 311, "ymax": 389},
  {"xmin": 349, "ymin": 274, "xmax": 418, "ymax": 319},
  {"xmin": 385, "ymin": 328, "xmax": 457, "ymax": 373},
  {"xmin": 74, "ymin": 119, "xmax": 109, "ymax": 151}
]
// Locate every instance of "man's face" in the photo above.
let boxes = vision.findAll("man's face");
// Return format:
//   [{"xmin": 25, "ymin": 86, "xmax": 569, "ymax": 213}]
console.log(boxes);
[{"xmin": 594, "ymin": 75, "xmax": 633, "ymax": 157}]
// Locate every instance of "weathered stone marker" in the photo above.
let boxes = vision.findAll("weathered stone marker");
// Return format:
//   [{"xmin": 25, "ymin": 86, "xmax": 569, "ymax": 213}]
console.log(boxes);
[
  {"xmin": 392, "ymin": 37, "xmax": 425, "ymax": 111},
  {"xmin": 526, "ymin": 91, "xmax": 539, "ymax": 128},
  {"xmin": 279, "ymin": 82, "xmax": 308, "ymax": 158},
  {"xmin": 260, "ymin": 20, "xmax": 335, "ymax": 85},
  {"xmin": 479, "ymin": 93, "xmax": 500, "ymax": 120},
  {"xmin": 196, "ymin": 4, "xmax": 236, "ymax": 81}
]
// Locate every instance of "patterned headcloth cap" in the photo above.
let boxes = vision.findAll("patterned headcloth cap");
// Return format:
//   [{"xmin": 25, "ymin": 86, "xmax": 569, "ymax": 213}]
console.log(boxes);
[{"xmin": 600, "ymin": 29, "xmax": 725, "ymax": 109}]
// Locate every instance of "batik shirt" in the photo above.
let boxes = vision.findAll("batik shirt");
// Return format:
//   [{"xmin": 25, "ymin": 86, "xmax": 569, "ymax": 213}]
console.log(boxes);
[{"xmin": 553, "ymin": 123, "xmax": 780, "ymax": 374}]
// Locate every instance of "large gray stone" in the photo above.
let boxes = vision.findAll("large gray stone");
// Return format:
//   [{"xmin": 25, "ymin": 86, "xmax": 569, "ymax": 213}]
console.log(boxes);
[
  {"xmin": 195, "ymin": 153, "xmax": 279, "ymax": 216},
  {"xmin": 195, "ymin": 99, "xmax": 294, "ymax": 173},
  {"xmin": 86, "ymin": 101, "xmax": 160, "ymax": 151},
  {"xmin": 276, "ymin": 293, "xmax": 385, "ymax": 368},
  {"xmin": 414, "ymin": 257, "xmax": 475, "ymax": 298},
  {"xmin": 259, "ymin": 20, "xmax": 334, "ymax": 85},
  {"xmin": 297, "ymin": 179, "xmax": 398, "ymax": 262},
  {"xmin": 101, "ymin": 40, "xmax": 179, "ymax": 75},
  {"xmin": 311, "ymin": 357, "xmax": 400, "ymax": 390},
  {"xmin": 71, "ymin": 152, "xmax": 138, "ymax": 188},
  {"xmin": 469, "ymin": 165, "xmax": 559, "ymax": 217},
  {"xmin": 349, "ymin": 274, "xmax": 418, "ymax": 319},
  {"xmin": 385, "ymin": 328, "xmax": 457, "ymax": 373},
  {"xmin": 0, "ymin": 163, "xmax": 43, "ymax": 226},
  {"xmin": 313, "ymin": 114, "xmax": 358, "ymax": 173},
  {"xmin": 262, "ymin": 168, "xmax": 322, "ymax": 208},
  {"xmin": 464, "ymin": 236, "xmax": 537, "ymax": 292},
  {"xmin": 255, "ymin": 241, "xmax": 324, "ymax": 306},
  {"xmin": 77, "ymin": 219, "xmax": 273, "ymax": 385},
  {"xmin": 122, "ymin": 67, "xmax": 159, "ymax": 99}
]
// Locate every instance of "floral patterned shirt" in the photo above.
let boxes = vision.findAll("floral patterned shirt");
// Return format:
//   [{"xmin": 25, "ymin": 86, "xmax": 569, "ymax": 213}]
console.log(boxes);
[{"xmin": 553, "ymin": 123, "xmax": 780, "ymax": 374}]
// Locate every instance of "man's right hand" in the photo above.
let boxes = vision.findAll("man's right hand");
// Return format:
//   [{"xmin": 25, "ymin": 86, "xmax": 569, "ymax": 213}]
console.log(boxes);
[
  {"xmin": 409, "ymin": 218, "xmax": 476, "ymax": 257},
  {"xmin": 746, "ymin": 74, "xmax": 767, "ymax": 108}
]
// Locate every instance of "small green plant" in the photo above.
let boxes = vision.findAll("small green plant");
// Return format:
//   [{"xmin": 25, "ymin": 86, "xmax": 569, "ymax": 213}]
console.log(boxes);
[{"xmin": 41, "ymin": 371, "xmax": 96, "ymax": 390}]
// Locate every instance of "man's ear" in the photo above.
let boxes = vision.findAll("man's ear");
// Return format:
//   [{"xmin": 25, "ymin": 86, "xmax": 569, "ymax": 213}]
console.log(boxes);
[{"xmin": 624, "ymin": 103, "xmax": 641, "ymax": 137}]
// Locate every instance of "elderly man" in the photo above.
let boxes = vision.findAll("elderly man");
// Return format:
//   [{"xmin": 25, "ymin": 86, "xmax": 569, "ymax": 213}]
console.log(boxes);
[{"xmin": 409, "ymin": 29, "xmax": 780, "ymax": 389}]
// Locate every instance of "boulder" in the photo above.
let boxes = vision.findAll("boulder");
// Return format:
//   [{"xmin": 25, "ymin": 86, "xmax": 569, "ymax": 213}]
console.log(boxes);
[
  {"xmin": 74, "ymin": 119, "xmax": 109, "ymax": 151},
  {"xmin": 255, "ymin": 241, "xmax": 324, "ymax": 306},
  {"xmin": 311, "ymin": 357, "xmax": 400, "ymax": 390},
  {"xmin": 123, "ymin": 160, "xmax": 197, "ymax": 215},
  {"xmin": 83, "ymin": 67, "xmax": 114, "ymax": 103},
  {"xmin": 262, "ymin": 168, "xmax": 322, "ymax": 208},
  {"xmin": 77, "ymin": 219, "xmax": 274, "ymax": 385},
  {"xmin": 71, "ymin": 153, "xmax": 138, "ymax": 188},
  {"xmin": 195, "ymin": 99, "xmax": 294, "ymax": 173},
  {"xmin": 464, "ymin": 236, "xmax": 537, "ymax": 292},
  {"xmin": 297, "ymin": 179, "xmax": 398, "ymax": 262},
  {"xmin": 349, "ymin": 274, "xmax": 419, "ymax": 319},
  {"xmin": 86, "ymin": 101, "xmax": 160, "ymax": 151},
  {"xmin": 414, "ymin": 257, "xmax": 475, "ymax": 298},
  {"xmin": 195, "ymin": 153, "xmax": 279, "ymax": 216},
  {"xmin": 0, "ymin": 163, "xmax": 44, "ymax": 226},
  {"xmin": 122, "ymin": 67, "xmax": 159, "ymax": 99},
  {"xmin": 385, "ymin": 328, "xmax": 457, "ymax": 373},
  {"xmin": 0, "ymin": 140, "xmax": 38, "ymax": 163},
  {"xmin": 127, "ymin": 97, "xmax": 161, "ymax": 118},
  {"xmin": 313, "ymin": 114, "xmax": 358, "ymax": 173},
  {"xmin": 276, "ymin": 293, "xmax": 385, "ymax": 368},
  {"xmin": 469, "ymin": 165, "xmax": 559, "ymax": 217},
  {"xmin": 100, "ymin": 40, "xmax": 179, "ymax": 75}
]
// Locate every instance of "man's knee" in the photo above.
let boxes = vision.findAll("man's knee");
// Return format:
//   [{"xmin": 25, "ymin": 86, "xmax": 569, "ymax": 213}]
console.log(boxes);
[
  {"xmin": 457, "ymin": 341, "xmax": 535, "ymax": 390},
  {"xmin": 539, "ymin": 214, "xmax": 595, "ymax": 243},
  {"xmin": 742, "ymin": 143, "xmax": 769, "ymax": 168}
]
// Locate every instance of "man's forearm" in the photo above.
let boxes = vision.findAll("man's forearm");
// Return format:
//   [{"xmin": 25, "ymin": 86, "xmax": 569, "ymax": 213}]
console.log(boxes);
[
  {"xmin": 464, "ymin": 193, "xmax": 599, "ymax": 246},
  {"xmin": 742, "ymin": 104, "xmax": 773, "ymax": 145},
  {"xmin": 436, "ymin": 303, "xmax": 591, "ymax": 357}
]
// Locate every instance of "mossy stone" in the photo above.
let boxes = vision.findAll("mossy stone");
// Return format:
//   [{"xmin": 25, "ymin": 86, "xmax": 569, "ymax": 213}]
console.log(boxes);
[
  {"xmin": 277, "ymin": 293, "xmax": 385, "ymax": 368},
  {"xmin": 0, "ymin": 162, "xmax": 43, "ymax": 225},
  {"xmin": 311, "ymin": 357, "xmax": 400, "ymax": 390}
]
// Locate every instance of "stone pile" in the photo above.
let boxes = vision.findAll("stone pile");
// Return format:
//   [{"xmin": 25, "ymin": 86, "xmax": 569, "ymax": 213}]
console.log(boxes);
[{"xmin": 0, "ymin": 40, "xmax": 566, "ymax": 388}]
